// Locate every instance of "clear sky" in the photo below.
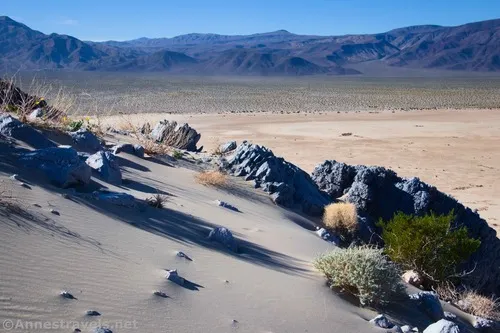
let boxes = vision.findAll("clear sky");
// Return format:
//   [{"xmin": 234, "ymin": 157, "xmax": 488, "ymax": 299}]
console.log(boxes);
[{"xmin": 2, "ymin": 0, "xmax": 499, "ymax": 41}]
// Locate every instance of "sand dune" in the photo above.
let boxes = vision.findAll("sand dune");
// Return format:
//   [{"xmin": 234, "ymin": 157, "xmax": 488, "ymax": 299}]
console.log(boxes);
[{"xmin": 0, "ymin": 147, "xmax": 384, "ymax": 332}]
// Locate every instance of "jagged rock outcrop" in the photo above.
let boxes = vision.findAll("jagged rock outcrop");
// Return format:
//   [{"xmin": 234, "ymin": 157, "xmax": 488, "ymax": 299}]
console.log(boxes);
[
  {"xmin": 311, "ymin": 160, "xmax": 500, "ymax": 296},
  {"xmin": 86, "ymin": 151, "xmax": 122, "ymax": 184},
  {"xmin": 223, "ymin": 141, "xmax": 331, "ymax": 216},
  {"xmin": 150, "ymin": 120, "xmax": 201, "ymax": 152},
  {"xmin": 20, "ymin": 146, "xmax": 91, "ymax": 187},
  {"xmin": 219, "ymin": 141, "xmax": 237, "ymax": 154},
  {"xmin": 0, "ymin": 113, "xmax": 54, "ymax": 148}
]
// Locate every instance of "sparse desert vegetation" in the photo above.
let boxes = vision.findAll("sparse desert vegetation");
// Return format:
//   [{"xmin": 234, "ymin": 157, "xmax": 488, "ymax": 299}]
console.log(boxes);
[
  {"xmin": 314, "ymin": 246, "xmax": 406, "ymax": 306},
  {"xmin": 12, "ymin": 73, "xmax": 500, "ymax": 115},
  {"xmin": 195, "ymin": 170, "xmax": 227, "ymax": 187},
  {"xmin": 378, "ymin": 211, "xmax": 481, "ymax": 287},
  {"xmin": 322, "ymin": 202, "xmax": 358, "ymax": 240},
  {"xmin": 146, "ymin": 193, "xmax": 168, "ymax": 209}
]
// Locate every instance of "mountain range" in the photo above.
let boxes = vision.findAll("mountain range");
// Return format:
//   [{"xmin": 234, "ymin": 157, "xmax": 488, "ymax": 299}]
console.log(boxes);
[{"xmin": 1, "ymin": 15, "xmax": 500, "ymax": 75}]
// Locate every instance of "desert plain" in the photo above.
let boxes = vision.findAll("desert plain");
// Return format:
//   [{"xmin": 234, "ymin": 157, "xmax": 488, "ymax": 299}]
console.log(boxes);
[{"xmin": 1, "ymin": 74, "xmax": 499, "ymax": 333}]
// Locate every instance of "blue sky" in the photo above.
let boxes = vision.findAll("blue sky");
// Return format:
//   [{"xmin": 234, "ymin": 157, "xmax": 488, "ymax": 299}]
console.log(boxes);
[{"xmin": 2, "ymin": 0, "xmax": 499, "ymax": 41}]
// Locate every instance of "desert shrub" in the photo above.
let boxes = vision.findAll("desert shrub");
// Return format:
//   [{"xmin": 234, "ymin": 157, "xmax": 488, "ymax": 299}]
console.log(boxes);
[
  {"xmin": 172, "ymin": 150, "xmax": 183, "ymax": 159},
  {"xmin": 458, "ymin": 290, "xmax": 499, "ymax": 320},
  {"xmin": 314, "ymin": 246, "xmax": 406, "ymax": 306},
  {"xmin": 434, "ymin": 283, "xmax": 499, "ymax": 320},
  {"xmin": 141, "ymin": 140, "xmax": 170, "ymax": 156},
  {"xmin": 67, "ymin": 119, "xmax": 84, "ymax": 132},
  {"xmin": 378, "ymin": 211, "xmax": 481, "ymax": 285},
  {"xmin": 195, "ymin": 170, "xmax": 227, "ymax": 187},
  {"xmin": 323, "ymin": 202, "xmax": 358, "ymax": 239},
  {"xmin": 146, "ymin": 193, "xmax": 168, "ymax": 209}
]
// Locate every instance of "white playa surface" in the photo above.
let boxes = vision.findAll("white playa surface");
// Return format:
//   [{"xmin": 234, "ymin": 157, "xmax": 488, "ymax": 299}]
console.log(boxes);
[{"xmin": 104, "ymin": 109, "xmax": 500, "ymax": 235}]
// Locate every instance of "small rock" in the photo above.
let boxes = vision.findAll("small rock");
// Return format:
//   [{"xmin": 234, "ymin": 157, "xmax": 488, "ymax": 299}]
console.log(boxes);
[
  {"xmin": 208, "ymin": 227, "xmax": 238, "ymax": 252},
  {"xmin": 69, "ymin": 129, "xmax": 102, "ymax": 153},
  {"xmin": 28, "ymin": 108, "xmax": 44, "ymax": 120},
  {"xmin": 93, "ymin": 328, "xmax": 112, "ymax": 333},
  {"xmin": 402, "ymin": 270, "xmax": 424, "ymax": 287},
  {"xmin": 112, "ymin": 143, "xmax": 144, "ymax": 158},
  {"xmin": 86, "ymin": 151, "xmax": 122, "ymax": 185},
  {"xmin": 315, "ymin": 227, "xmax": 341, "ymax": 245},
  {"xmin": 176, "ymin": 251, "xmax": 192, "ymax": 261},
  {"xmin": 9, "ymin": 174, "xmax": 20, "ymax": 181},
  {"xmin": 92, "ymin": 191, "xmax": 136, "ymax": 207},
  {"xmin": 219, "ymin": 141, "xmax": 237, "ymax": 154},
  {"xmin": 409, "ymin": 291, "xmax": 444, "ymax": 321},
  {"xmin": 50, "ymin": 209, "xmax": 60, "ymax": 216},
  {"xmin": 443, "ymin": 312, "xmax": 456, "ymax": 320},
  {"xmin": 32, "ymin": 203, "xmax": 41, "ymax": 208},
  {"xmin": 60, "ymin": 290, "xmax": 77, "ymax": 300},
  {"xmin": 370, "ymin": 314, "xmax": 395, "ymax": 329},
  {"xmin": 473, "ymin": 316, "xmax": 499, "ymax": 332},
  {"xmin": 215, "ymin": 200, "xmax": 239, "ymax": 212},
  {"xmin": 19, "ymin": 182, "xmax": 31, "ymax": 189},
  {"xmin": 165, "ymin": 269, "xmax": 185, "ymax": 286},
  {"xmin": 153, "ymin": 290, "xmax": 168, "ymax": 298},
  {"xmin": 73, "ymin": 329, "xmax": 81, "ymax": 333},
  {"xmin": 86, "ymin": 310, "xmax": 101, "ymax": 316},
  {"xmin": 422, "ymin": 319, "xmax": 459, "ymax": 333},
  {"xmin": 401, "ymin": 325, "xmax": 415, "ymax": 333}
]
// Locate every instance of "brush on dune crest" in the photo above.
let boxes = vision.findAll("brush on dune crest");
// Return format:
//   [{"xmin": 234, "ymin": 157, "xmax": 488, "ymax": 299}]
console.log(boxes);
[
  {"xmin": 314, "ymin": 246, "xmax": 406, "ymax": 306},
  {"xmin": 323, "ymin": 202, "xmax": 358, "ymax": 239},
  {"xmin": 195, "ymin": 170, "xmax": 227, "ymax": 187}
]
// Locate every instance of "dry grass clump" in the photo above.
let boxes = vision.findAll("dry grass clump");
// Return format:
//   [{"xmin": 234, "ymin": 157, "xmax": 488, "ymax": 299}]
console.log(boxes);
[
  {"xmin": 141, "ymin": 139, "xmax": 171, "ymax": 156},
  {"xmin": 146, "ymin": 193, "xmax": 168, "ymax": 209},
  {"xmin": 314, "ymin": 246, "xmax": 406, "ymax": 306},
  {"xmin": 458, "ymin": 291, "xmax": 499, "ymax": 320},
  {"xmin": 323, "ymin": 202, "xmax": 358, "ymax": 238},
  {"xmin": 434, "ymin": 283, "xmax": 499, "ymax": 320},
  {"xmin": 195, "ymin": 170, "xmax": 227, "ymax": 187}
]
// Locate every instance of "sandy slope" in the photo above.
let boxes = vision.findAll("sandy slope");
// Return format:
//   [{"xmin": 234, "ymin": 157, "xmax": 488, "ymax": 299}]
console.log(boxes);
[
  {"xmin": 0, "ymin": 148, "xmax": 387, "ymax": 333},
  {"xmin": 103, "ymin": 109, "xmax": 500, "ymax": 235}
]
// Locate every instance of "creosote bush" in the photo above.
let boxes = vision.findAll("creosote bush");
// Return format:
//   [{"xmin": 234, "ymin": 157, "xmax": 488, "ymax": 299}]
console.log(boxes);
[
  {"xmin": 195, "ymin": 170, "xmax": 227, "ymax": 187},
  {"xmin": 314, "ymin": 246, "xmax": 406, "ymax": 306},
  {"xmin": 378, "ymin": 211, "xmax": 481, "ymax": 286},
  {"xmin": 323, "ymin": 202, "xmax": 358, "ymax": 239}
]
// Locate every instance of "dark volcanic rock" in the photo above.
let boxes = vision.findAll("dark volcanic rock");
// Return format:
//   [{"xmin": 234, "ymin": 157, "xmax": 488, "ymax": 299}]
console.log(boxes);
[
  {"xmin": 224, "ymin": 141, "xmax": 331, "ymax": 216},
  {"xmin": 0, "ymin": 113, "xmax": 54, "ymax": 148},
  {"xmin": 86, "ymin": 151, "xmax": 122, "ymax": 184},
  {"xmin": 20, "ymin": 146, "xmax": 91, "ymax": 187},
  {"xmin": 312, "ymin": 160, "xmax": 500, "ymax": 296},
  {"xmin": 150, "ymin": 120, "xmax": 201, "ymax": 152},
  {"xmin": 112, "ymin": 143, "xmax": 145, "ymax": 158},
  {"xmin": 69, "ymin": 129, "xmax": 102, "ymax": 153},
  {"xmin": 208, "ymin": 227, "xmax": 238, "ymax": 252},
  {"xmin": 409, "ymin": 291, "xmax": 444, "ymax": 321}
]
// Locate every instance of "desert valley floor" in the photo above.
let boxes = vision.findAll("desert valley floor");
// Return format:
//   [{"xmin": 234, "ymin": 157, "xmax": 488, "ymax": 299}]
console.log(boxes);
[{"xmin": 104, "ymin": 108, "xmax": 500, "ymax": 235}]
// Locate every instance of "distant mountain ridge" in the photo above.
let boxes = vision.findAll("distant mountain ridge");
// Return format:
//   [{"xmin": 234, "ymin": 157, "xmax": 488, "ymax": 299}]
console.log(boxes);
[{"xmin": 1, "ymin": 16, "xmax": 500, "ymax": 75}]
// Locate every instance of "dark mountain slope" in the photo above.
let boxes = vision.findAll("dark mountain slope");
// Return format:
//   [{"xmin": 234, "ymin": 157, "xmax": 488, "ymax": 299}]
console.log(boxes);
[{"xmin": 2, "ymin": 16, "xmax": 500, "ymax": 74}]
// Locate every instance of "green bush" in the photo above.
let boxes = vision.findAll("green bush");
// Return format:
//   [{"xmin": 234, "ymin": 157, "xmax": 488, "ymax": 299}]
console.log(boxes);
[
  {"xmin": 67, "ymin": 119, "xmax": 84, "ymax": 132},
  {"xmin": 314, "ymin": 246, "xmax": 406, "ymax": 306},
  {"xmin": 172, "ymin": 150, "xmax": 183, "ymax": 159},
  {"xmin": 378, "ymin": 211, "xmax": 481, "ymax": 285}
]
